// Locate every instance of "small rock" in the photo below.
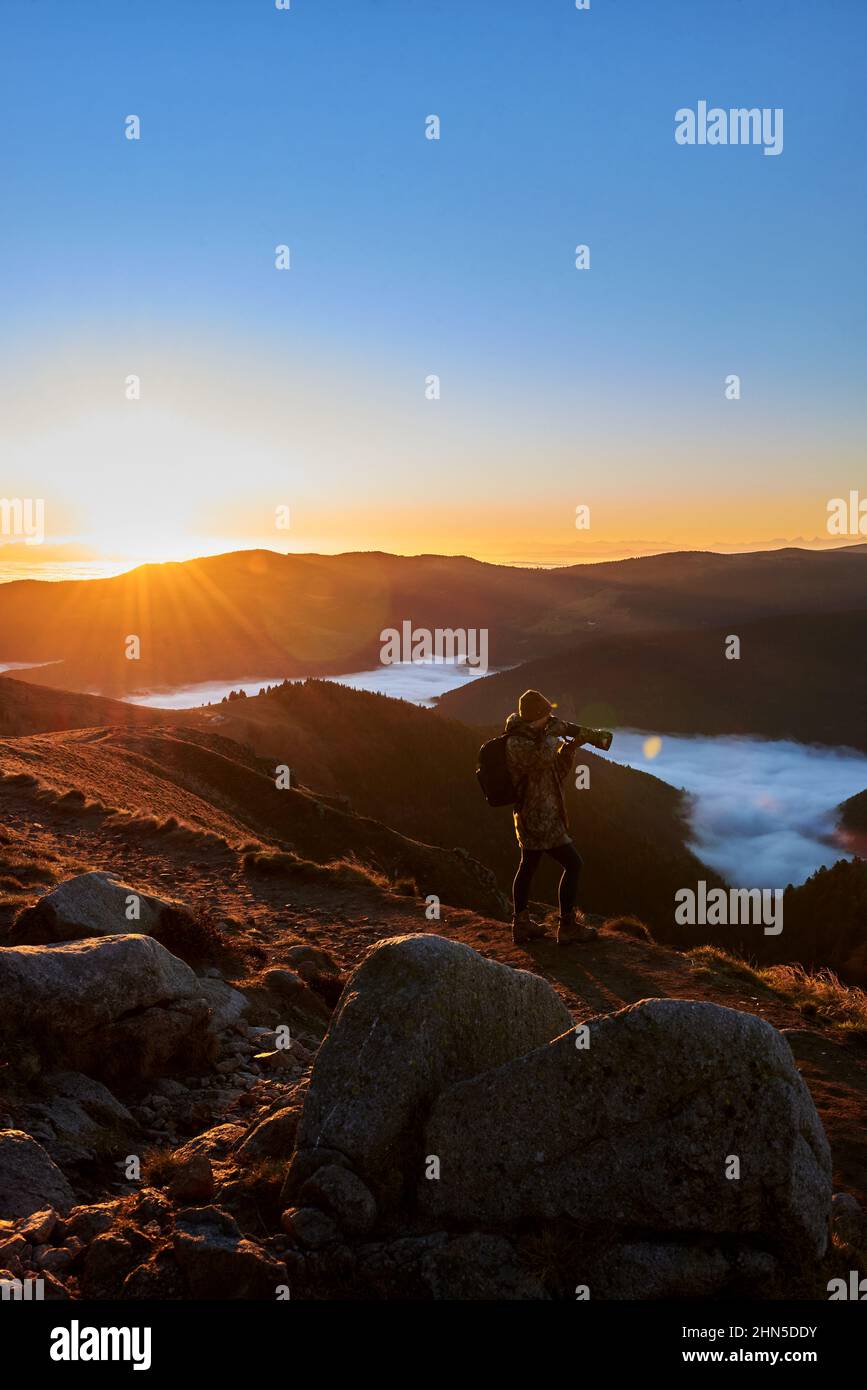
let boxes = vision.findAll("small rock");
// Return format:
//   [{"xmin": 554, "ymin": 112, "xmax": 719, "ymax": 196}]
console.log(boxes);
[
  {"xmin": 236, "ymin": 1106, "xmax": 301, "ymax": 1163},
  {"xmin": 1, "ymin": 1206, "xmax": 57, "ymax": 1245},
  {"xmin": 0, "ymin": 1234, "xmax": 27, "ymax": 1274},
  {"xmin": 133, "ymin": 1189, "xmax": 174, "ymax": 1227},
  {"xmin": 168, "ymin": 1125, "xmax": 245, "ymax": 1163},
  {"xmin": 154, "ymin": 1079, "xmax": 189, "ymax": 1099},
  {"xmin": 59, "ymin": 1200, "xmax": 121, "ymax": 1244},
  {"xmin": 0, "ymin": 1131, "xmax": 76, "ymax": 1220},
  {"xmin": 35, "ymin": 1246, "xmax": 74, "ymax": 1275},
  {"xmin": 122, "ymin": 1247, "xmax": 188, "ymax": 1299},
  {"xmin": 198, "ymin": 977, "xmax": 249, "ymax": 1031},
  {"xmin": 280, "ymin": 1206, "xmax": 340, "ymax": 1250},
  {"xmin": 299, "ymin": 1165, "xmax": 377, "ymax": 1236},
  {"xmin": 167, "ymin": 1152, "xmax": 215, "ymax": 1203},
  {"xmin": 81, "ymin": 1232, "xmax": 148, "ymax": 1299},
  {"xmin": 40, "ymin": 1270, "xmax": 72, "ymax": 1299},
  {"xmin": 283, "ymin": 944, "xmax": 339, "ymax": 975}
]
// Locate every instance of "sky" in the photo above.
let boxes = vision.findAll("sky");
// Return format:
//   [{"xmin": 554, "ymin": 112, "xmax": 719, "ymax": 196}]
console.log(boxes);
[{"xmin": 1, "ymin": 0, "xmax": 865, "ymax": 571}]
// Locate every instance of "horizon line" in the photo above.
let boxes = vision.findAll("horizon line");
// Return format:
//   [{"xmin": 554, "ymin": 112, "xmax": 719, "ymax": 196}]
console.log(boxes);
[{"xmin": 1, "ymin": 537, "xmax": 866, "ymax": 586}]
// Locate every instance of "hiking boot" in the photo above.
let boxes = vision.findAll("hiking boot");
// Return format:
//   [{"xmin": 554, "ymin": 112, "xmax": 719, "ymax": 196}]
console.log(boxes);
[
  {"xmin": 511, "ymin": 911, "xmax": 548, "ymax": 945},
  {"xmin": 557, "ymin": 910, "xmax": 597, "ymax": 946}
]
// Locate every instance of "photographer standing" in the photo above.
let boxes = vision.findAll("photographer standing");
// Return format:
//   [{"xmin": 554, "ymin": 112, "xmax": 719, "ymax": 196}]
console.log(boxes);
[{"xmin": 505, "ymin": 688, "xmax": 610, "ymax": 947}]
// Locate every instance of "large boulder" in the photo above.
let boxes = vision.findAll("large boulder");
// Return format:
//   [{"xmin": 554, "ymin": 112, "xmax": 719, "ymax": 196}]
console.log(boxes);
[
  {"xmin": 0, "ymin": 1131, "xmax": 76, "ymax": 1220},
  {"xmin": 420, "ymin": 998, "xmax": 832, "ymax": 1266},
  {"xmin": 284, "ymin": 934, "xmax": 572, "ymax": 1209},
  {"xmin": 0, "ymin": 935, "xmax": 215, "ymax": 1081},
  {"xmin": 11, "ymin": 871, "xmax": 192, "ymax": 945}
]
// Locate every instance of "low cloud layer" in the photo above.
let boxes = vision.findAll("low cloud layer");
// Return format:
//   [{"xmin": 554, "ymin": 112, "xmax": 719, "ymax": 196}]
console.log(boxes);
[
  {"xmin": 126, "ymin": 662, "xmax": 484, "ymax": 711},
  {"xmin": 602, "ymin": 731, "xmax": 867, "ymax": 888}
]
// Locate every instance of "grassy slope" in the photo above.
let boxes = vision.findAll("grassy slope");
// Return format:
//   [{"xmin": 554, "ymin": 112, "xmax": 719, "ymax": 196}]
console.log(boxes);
[
  {"xmin": 0, "ymin": 722, "xmax": 509, "ymax": 919},
  {"xmin": 0, "ymin": 675, "xmax": 160, "ymax": 736}
]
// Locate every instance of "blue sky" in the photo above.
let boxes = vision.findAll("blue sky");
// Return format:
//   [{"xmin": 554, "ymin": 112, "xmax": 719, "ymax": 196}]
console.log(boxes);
[{"xmin": 1, "ymin": 0, "xmax": 865, "ymax": 564}]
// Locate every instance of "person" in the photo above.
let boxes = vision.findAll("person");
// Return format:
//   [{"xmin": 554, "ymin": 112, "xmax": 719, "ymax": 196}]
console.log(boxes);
[{"xmin": 504, "ymin": 688, "xmax": 598, "ymax": 947}]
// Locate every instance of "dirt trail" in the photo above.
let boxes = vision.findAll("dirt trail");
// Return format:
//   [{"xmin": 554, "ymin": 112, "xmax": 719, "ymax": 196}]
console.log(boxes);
[{"xmin": 2, "ymin": 779, "xmax": 867, "ymax": 1209}]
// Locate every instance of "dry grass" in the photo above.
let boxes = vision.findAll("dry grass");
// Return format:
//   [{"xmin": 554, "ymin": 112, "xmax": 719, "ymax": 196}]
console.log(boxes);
[
  {"xmin": 603, "ymin": 914, "xmax": 653, "ymax": 942},
  {"xmin": 241, "ymin": 848, "xmax": 301, "ymax": 877},
  {"xmin": 688, "ymin": 946, "xmax": 867, "ymax": 1036},
  {"xmin": 517, "ymin": 1220, "xmax": 590, "ymax": 1296},
  {"xmin": 763, "ymin": 963, "xmax": 867, "ymax": 1034},
  {"xmin": 140, "ymin": 1146, "xmax": 179, "ymax": 1189},
  {"xmin": 104, "ymin": 808, "xmax": 229, "ymax": 849},
  {"xmin": 220, "ymin": 1157, "xmax": 287, "ymax": 1233},
  {"xmin": 150, "ymin": 903, "xmax": 256, "ymax": 972},
  {"xmin": 0, "ymin": 849, "xmax": 59, "ymax": 887},
  {"xmin": 4, "ymin": 772, "xmax": 228, "ymax": 846},
  {"xmin": 241, "ymin": 846, "xmax": 416, "ymax": 897}
]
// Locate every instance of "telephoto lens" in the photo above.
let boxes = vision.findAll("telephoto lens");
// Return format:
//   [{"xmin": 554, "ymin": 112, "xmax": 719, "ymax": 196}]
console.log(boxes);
[{"xmin": 561, "ymin": 722, "xmax": 613, "ymax": 751}]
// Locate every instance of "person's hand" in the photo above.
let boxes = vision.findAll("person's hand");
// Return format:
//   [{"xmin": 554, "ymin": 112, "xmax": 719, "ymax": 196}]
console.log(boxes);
[{"xmin": 560, "ymin": 720, "xmax": 587, "ymax": 740}]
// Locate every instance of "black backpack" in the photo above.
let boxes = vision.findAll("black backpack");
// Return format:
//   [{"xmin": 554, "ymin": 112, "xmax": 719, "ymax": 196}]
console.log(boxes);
[{"xmin": 476, "ymin": 733, "xmax": 521, "ymax": 807}]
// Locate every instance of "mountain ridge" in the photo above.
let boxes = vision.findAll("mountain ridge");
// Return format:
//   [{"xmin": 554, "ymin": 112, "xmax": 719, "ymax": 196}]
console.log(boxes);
[{"xmin": 3, "ymin": 544, "xmax": 867, "ymax": 697}]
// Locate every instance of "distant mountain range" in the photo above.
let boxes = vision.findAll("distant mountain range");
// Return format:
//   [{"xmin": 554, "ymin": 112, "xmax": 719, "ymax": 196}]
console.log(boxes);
[
  {"xmin": 437, "ymin": 609, "xmax": 867, "ymax": 752},
  {"xmin": 2, "ymin": 544, "xmax": 867, "ymax": 697}
]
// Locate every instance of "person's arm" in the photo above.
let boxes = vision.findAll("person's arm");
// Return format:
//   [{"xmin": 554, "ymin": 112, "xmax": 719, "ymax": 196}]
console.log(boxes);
[{"xmin": 555, "ymin": 737, "xmax": 579, "ymax": 782}]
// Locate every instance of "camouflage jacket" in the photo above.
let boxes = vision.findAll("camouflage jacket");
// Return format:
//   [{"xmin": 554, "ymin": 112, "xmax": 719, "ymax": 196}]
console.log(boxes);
[{"xmin": 504, "ymin": 714, "xmax": 578, "ymax": 851}]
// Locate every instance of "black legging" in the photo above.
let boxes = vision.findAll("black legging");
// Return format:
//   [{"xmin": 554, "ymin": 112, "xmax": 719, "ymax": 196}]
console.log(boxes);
[{"xmin": 513, "ymin": 841, "xmax": 583, "ymax": 917}]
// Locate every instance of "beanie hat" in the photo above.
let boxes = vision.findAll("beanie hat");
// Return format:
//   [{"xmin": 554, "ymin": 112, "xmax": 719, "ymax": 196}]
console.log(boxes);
[{"xmin": 518, "ymin": 688, "xmax": 554, "ymax": 722}]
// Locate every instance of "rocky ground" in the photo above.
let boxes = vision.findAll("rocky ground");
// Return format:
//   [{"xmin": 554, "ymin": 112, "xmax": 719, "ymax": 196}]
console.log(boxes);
[{"xmin": 1, "ymin": 778, "xmax": 867, "ymax": 1301}]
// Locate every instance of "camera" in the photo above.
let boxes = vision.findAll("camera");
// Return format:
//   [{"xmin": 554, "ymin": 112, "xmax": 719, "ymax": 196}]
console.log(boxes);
[{"xmin": 561, "ymin": 721, "xmax": 613, "ymax": 752}]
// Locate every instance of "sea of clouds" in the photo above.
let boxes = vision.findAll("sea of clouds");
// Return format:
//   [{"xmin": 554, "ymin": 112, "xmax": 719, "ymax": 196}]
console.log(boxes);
[
  {"xmin": 598, "ymin": 731, "xmax": 867, "ymax": 889},
  {"xmin": 124, "ymin": 660, "xmax": 483, "ymax": 710}
]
